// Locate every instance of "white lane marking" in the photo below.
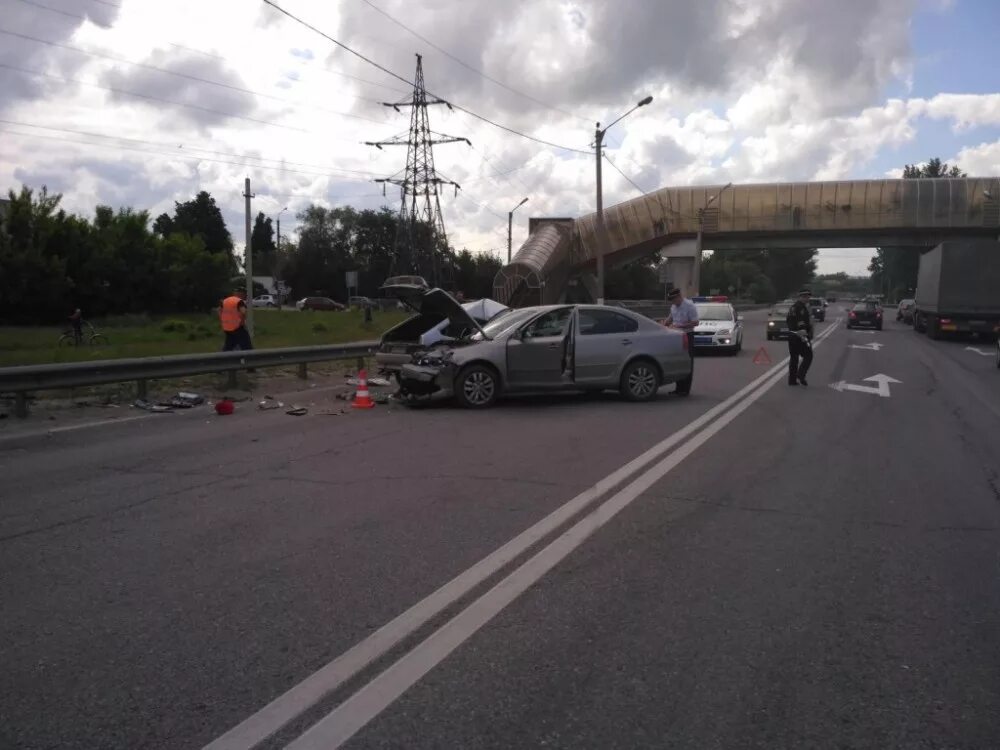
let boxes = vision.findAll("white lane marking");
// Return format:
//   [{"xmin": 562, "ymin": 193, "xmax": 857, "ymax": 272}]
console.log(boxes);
[
  {"xmin": 282, "ymin": 323, "xmax": 841, "ymax": 750},
  {"xmin": 849, "ymin": 342, "xmax": 883, "ymax": 351},
  {"xmin": 828, "ymin": 373, "xmax": 901, "ymax": 398},
  {"xmin": 0, "ymin": 413, "xmax": 161, "ymax": 444},
  {"xmin": 965, "ymin": 347, "xmax": 993, "ymax": 357},
  {"xmin": 204, "ymin": 321, "xmax": 839, "ymax": 750}
]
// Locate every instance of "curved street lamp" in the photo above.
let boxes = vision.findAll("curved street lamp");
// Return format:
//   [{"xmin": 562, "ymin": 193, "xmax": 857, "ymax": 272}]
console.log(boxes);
[
  {"xmin": 508, "ymin": 197, "xmax": 529, "ymax": 264},
  {"xmin": 595, "ymin": 95, "xmax": 653, "ymax": 304}
]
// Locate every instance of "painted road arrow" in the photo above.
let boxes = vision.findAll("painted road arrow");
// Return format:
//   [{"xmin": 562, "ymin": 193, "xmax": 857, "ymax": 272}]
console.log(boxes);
[
  {"xmin": 849, "ymin": 342, "xmax": 884, "ymax": 351},
  {"xmin": 829, "ymin": 373, "xmax": 902, "ymax": 398},
  {"xmin": 965, "ymin": 347, "xmax": 993, "ymax": 357}
]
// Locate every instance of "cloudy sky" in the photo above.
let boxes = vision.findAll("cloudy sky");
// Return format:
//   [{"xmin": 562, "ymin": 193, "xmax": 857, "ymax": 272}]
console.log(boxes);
[{"xmin": 1, "ymin": 0, "xmax": 998, "ymax": 275}]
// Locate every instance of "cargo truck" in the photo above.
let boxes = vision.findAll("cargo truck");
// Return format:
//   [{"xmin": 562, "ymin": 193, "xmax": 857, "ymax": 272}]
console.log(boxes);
[{"xmin": 912, "ymin": 240, "xmax": 1000, "ymax": 340}]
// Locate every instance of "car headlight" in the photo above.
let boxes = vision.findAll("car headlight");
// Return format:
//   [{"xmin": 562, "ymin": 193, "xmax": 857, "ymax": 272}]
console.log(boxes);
[
  {"xmin": 716, "ymin": 329, "xmax": 731, "ymax": 336},
  {"xmin": 768, "ymin": 321, "xmax": 775, "ymax": 327}
]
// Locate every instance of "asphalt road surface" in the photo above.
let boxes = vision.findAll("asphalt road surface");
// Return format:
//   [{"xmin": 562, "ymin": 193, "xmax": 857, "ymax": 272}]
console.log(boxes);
[{"xmin": 2, "ymin": 308, "xmax": 999, "ymax": 750}]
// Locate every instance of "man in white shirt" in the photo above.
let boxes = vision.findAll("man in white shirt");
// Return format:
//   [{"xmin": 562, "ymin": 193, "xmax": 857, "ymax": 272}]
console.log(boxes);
[{"xmin": 665, "ymin": 287, "xmax": 698, "ymax": 395}]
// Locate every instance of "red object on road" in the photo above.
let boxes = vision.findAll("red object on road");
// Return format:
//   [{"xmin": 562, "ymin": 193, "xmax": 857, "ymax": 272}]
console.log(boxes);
[
  {"xmin": 752, "ymin": 346, "xmax": 772, "ymax": 365},
  {"xmin": 351, "ymin": 370, "xmax": 376, "ymax": 409},
  {"xmin": 214, "ymin": 399, "xmax": 235, "ymax": 416}
]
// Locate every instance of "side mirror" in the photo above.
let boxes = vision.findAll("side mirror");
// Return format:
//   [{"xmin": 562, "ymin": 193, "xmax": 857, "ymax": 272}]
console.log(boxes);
[{"xmin": 737, "ymin": 315, "xmax": 744, "ymax": 322}]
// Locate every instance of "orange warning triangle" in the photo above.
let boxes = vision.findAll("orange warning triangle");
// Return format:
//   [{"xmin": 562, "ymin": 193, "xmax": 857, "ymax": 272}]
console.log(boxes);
[{"xmin": 752, "ymin": 346, "xmax": 772, "ymax": 365}]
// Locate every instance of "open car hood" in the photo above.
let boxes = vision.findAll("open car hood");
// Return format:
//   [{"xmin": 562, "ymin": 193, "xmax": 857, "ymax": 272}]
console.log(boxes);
[
  {"xmin": 461, "ymin": 297, "xmax": 509, "ymax": 322},
  {"xmin": 379, "ymin": 284, "xmax": 490, "ymax": 339}
]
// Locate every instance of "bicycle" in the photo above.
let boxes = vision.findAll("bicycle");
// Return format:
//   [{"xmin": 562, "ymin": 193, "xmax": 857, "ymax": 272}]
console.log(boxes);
[{"xmin": 58, "ymin": 320, "xmax": 109, "ymax": 348}]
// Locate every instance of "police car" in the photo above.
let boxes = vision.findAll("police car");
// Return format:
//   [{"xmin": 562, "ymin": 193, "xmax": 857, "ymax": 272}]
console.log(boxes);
[{"xmin": 691, "ymin": 296, "xmax": 743, "ymax": 355}]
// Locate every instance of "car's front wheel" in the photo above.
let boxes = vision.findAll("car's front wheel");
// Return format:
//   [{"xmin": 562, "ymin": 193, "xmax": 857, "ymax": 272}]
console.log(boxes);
[
  {"xmin": 454, "ymin": 364, "xmax": 499, "ymax": 409},
  {"xmin": 620, "ymin": 358, "xmax": 661, "ymax": 402}
]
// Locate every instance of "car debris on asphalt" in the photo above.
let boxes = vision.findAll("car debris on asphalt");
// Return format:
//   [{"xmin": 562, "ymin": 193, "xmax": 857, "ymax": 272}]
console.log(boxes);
[
  {"xmin": 258, "ymin": 397, "xmax": 284, "ymax": 410},
  {"xmin": 285, "ymin": 406, "xmax": 308, "ymax": 416},
  {"xmin": 133, "ymin": 399, "xmax": 173, "ymax": 413}
]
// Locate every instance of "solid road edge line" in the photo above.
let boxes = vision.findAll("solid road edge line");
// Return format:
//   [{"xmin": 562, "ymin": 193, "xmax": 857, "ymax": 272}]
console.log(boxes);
[{"xmin": 203, "ymin": 323, "xmax": 835, "ymax": 750}]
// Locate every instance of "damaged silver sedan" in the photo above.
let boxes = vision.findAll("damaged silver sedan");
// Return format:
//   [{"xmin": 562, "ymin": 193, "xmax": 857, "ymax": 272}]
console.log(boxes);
[{"xmin": 399, "ymin": 303, "xmax": 693, "ymax": 409}]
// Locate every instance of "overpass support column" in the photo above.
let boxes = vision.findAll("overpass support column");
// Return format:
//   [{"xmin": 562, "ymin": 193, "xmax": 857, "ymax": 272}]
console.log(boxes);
[{"xmin": 661, "ymin": 239, "xmax": 700, "ymax": 297}]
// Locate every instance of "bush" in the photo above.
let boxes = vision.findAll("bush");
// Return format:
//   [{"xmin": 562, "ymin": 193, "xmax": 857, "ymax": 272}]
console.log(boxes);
[
  {"xmin": 312, "ymin": 322, "xmax": 328, "ymax": 333},
  {"xmin": 161, "ymin": 319, "xmax": 188, "ymax": 333}
]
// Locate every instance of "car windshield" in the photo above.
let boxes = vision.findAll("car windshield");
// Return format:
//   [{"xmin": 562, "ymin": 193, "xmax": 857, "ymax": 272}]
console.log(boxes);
[
  {"xmin": 772, "ymin": 306, "xmax": 791, "ymax": 316},
  {"xmin": 695, "ymin": 304, "xmax": 733, "ymax": 321},
  {"xmin": 469, "ymin": 308, "xmax": 537, "ymax": 341}
]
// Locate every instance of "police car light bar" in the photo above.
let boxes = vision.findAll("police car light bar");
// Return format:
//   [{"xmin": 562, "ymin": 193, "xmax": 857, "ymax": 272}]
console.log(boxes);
[{"xmin": 692, "ymin": 296, "xmax": 729, "ymax": 303}]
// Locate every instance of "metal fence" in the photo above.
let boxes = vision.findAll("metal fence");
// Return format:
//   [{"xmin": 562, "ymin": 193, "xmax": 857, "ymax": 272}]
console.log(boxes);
[{"xmin": 0, "ymin": 341, "xmax": 377, "ymax": 418}]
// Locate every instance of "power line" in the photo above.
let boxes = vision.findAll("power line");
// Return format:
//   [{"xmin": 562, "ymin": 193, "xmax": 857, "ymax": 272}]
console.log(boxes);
[
  {"xmin": 0, "ymin": 27, "xmax": 390, "ymax": 120},
  {"xmin": 0, "ymin": 127, "xmax": 379, "ymax": 183},
  {"xmin": 358, "ymin": 0, "xmax": 589, "ymax": 124},
  {"xmin": 10, "ymin": 0, "xmax": 411, "ymax": 98},
  {"xmin": 0, "ymin": 62, "xmax": 381, "ymax": 140},
  {"xmin": 261, "ymin": 0, "xmax": 591, "ymax": 155},
  {"xmin": 603, "ymin": 153, "xmax": 648, "ymax": 195},
  {"xmin": 0, "ymin": 118, "xmax": 382, "ymax": 178}
]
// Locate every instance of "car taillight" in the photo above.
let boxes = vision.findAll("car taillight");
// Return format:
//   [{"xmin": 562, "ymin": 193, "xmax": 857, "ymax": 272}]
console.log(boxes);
[
  {"xmin": 876, "ymin": 311, "xmax": 882, "ymax": 318},
  {"xmin": 940, "ymin": 318, "xmax": 952, "ymax": 324},
  {"xmin": 849, "ymin": 312, "xmax": 857, "ymax": 318}
]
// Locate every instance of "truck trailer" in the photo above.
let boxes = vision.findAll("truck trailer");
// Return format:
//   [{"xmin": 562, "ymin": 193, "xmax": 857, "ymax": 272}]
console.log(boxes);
[{"xmin": 912, "ymin": 240, "xmax": 1000, "ymax": 340}]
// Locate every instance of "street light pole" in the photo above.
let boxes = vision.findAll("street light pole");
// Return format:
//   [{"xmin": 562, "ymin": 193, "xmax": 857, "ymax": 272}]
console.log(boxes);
[
  {"xmin": 507, "ymin": 197, "xmax": 528, "ymax": 264},
  {"xmin": 694, "ymin": 182, "xmax": 732, "ymax": 297},
  {"xmin": 276, "ymin": 206, "xmax": 287, "ymax": 308},
  {"xmin": 594, "ymin": 95, "xmax": 652, "ymax": 305}
]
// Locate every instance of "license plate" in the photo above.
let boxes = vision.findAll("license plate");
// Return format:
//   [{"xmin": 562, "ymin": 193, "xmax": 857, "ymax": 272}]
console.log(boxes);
[{"xmin": 695, "ymin": 337, "xmax": 713, "ymax": 344}]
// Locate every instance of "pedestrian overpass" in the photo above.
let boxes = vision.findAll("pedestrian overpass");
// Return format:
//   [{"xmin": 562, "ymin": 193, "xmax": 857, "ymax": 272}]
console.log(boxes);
[{"xmin": 492, "ymin": 177, "xmax": 1000, "ymax": 305}]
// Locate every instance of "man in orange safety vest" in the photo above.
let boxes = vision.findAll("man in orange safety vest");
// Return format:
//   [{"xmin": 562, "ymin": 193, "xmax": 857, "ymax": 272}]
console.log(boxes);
[{"xmin": 219, "ymin": 289, "xmax": 253, "ymax": 351}]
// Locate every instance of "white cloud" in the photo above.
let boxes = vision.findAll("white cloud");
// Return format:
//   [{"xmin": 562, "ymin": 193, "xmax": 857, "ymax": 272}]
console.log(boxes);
[{"xmin": 0, "ymin": 0, "xmax": 996, "ymax": 271}]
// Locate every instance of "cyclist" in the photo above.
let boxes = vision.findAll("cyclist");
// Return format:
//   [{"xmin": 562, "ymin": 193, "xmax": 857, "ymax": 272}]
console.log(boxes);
[{"xmin": 69, "ymin": 307, "xmax": 84, "ymax": 345}]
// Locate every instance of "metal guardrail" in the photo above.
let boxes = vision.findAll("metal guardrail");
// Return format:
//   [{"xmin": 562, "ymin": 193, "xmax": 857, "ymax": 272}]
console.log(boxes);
[{"xmin": 0, "ymin": 341, "xmax": 378, "ymax": 418}]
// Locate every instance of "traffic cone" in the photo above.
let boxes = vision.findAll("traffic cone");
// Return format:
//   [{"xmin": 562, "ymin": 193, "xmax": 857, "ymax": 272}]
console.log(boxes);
[{"xmin": 351, "ymin": 369, "xmax": 376, "ymax": 409}]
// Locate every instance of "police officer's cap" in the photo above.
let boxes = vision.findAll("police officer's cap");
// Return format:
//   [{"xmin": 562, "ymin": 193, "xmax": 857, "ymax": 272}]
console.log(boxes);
[
  {"xmin": 667, "ymin": 287, "xmax": 682, "ymax": 298},
  {"xmin": 798, "ymin": 287, "xmax": 812, "ymax": 296}
]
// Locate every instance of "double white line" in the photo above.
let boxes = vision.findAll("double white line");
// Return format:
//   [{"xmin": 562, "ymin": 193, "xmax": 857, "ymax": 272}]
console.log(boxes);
[{"xmin": 205, "ymin": 321, "xmax": 840, "ymax": 750}]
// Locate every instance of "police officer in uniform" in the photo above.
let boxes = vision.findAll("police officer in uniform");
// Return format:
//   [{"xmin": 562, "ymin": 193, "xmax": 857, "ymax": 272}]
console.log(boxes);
[
  {"xmin": 665, "ymin": 287, "xmax": 699, "ymax": 395},
  {"xmin": 786, "ymin": 288, "xmax": 814, "ymax": 386}
]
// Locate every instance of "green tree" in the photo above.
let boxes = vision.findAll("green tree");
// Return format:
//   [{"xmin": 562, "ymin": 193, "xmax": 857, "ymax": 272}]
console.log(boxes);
[
  {"xmin": 764, "ymin": 248, "xmax": 818, "ymax": 299},
  {"xmin": 250, "ymin": 212, "xmax": 277, "ymax": 275},
  {"xmin": 871, "ymin": 157, "xmax": 966, "ymax": 300},
  {"xmin": 154, "ymin": 191, "xmax": 234, "ymax": 264}
]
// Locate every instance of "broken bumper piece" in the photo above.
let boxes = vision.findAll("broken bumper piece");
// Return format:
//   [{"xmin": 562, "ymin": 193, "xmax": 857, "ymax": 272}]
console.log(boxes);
[{"xmin": 398, "ymin": 363, "xmax": 452, "ymax": 398}]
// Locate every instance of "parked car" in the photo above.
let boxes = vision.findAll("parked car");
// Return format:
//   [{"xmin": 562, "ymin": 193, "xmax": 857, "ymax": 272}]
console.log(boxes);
[
  {"xmin": 896, "ymin": 298, "xmax": 915, "ymax": 323},
  {"xmin": 376, "ymin": 280, "xmax": 509, "ymax": 373},
  {"xmin": 296, "ymin": 296, "xmax": 345, "ymax": 311},
  {"xmin": 766, "ymin": 301, "xmax": 794, "ymax": 340},
  {"xmin": 807, "ymin": 298, "xmax": 826, "ymax": 322},
  {"xmin": 398, "ymin": 303, "xmax": 693, "ymax": 408},
  {"xmin": 847, "ymin": 300, "xmax": 883, "ymax": 330},
  {"xmin": 251, "ymin": 294, "xmax": 278, "ymax": 308},
  {"xmin": 691, "ymin": 296, "xmax": 743, "ymax": 354}
]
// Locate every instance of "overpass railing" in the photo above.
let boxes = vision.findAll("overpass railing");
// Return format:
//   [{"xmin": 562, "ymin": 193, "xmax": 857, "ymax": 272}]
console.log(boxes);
[{"xmin": 0, "ymin": 342, "xmax": 377, "ymax": 418}]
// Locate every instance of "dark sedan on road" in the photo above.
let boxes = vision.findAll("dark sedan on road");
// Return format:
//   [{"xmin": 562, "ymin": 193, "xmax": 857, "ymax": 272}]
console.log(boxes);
[
  {"xmin": 847, "ymin": 301, "xmax": 883, "ymax": 330},
  {"xmin": 296, "ymin": 296, "xmax": 346, "ymax": 311},
  {"xmin": 399, "ymin": 303, "xmax": 693, "ymax": 408},
  {"xmin": 808, "ymin": 298, "xmax": 826, "ymax": 321},
  {"xmin": 766, "ymin": 302, "xmax": 793, "ymax": 340}
]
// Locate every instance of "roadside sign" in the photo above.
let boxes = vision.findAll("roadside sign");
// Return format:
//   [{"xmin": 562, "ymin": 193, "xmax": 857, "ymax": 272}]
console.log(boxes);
[{"xmin": 345, "ymin": 271, "xmax": 359, "ymax": 288}]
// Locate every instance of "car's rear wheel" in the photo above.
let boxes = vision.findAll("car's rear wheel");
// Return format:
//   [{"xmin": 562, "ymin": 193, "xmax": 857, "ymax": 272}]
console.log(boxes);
[
  {"xmin": 454, "ymin": 364, "xmax": 499, "ymax": 409},
  {"xmin": 620, "ymin": 358, "xmax": 660, "ymax": 402}
]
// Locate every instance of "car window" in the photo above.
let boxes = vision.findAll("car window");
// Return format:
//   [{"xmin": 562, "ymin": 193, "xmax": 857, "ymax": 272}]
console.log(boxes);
[
  {"xmin": 853, "ymin": 303, "xmax": 876, "ymax": 311},
  {"xmin": 578, "ymin": 309, "xmax": 639, "ymax": 335},
  {"xmin": 772, "ymin": 306, "xmax": 791, "ymax": 316},
  {"xmin": 523, "ymin": 308, "xmax": 571, "ymax": 338},
  {"xmin": 694, "ymin": 304, "xmax": 733, "ymax": 321}
]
